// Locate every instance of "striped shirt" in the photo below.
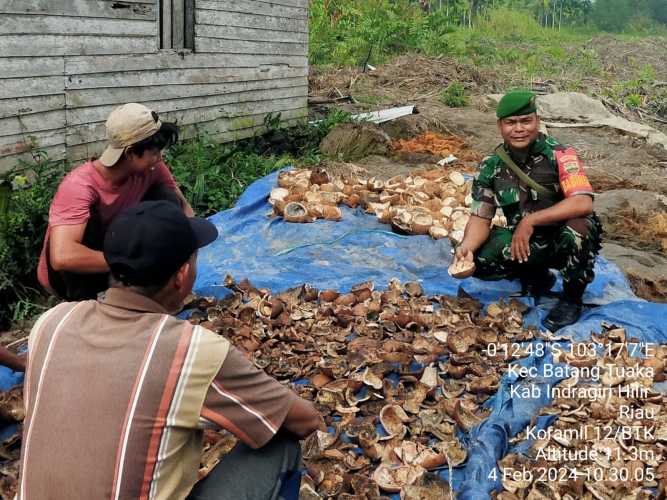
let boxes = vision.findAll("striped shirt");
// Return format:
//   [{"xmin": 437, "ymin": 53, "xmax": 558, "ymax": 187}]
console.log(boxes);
[{"xmin": 19, "ymin": 288, "xmax": 297, "ymax": 500}]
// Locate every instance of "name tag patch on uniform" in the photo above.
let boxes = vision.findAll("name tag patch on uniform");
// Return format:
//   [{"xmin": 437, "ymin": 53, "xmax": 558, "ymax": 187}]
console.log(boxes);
[{"xmin": 555, "ymin": 148, "xmax": 593, "ymax": 197}]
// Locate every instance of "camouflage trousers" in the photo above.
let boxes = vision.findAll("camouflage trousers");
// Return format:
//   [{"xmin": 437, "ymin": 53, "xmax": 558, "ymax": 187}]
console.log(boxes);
[{"xmin": 474, "ymin": 213, "xmax": 603, "ymax": 293}]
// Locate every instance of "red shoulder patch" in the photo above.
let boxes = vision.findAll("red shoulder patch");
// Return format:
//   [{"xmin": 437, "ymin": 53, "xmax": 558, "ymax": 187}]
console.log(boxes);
[{"xmin": 555, "ymin": 147, "xmax": 593, "ymax": 197}]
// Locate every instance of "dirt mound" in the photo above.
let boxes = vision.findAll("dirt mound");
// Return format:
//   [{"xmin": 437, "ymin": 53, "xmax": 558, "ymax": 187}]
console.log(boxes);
[
  {"xmin": 604, "ymin": 208, "xmax": 667, "ymax": 254},
  {"xmin": 595, "ymin": 189, "xmax": 667, "ymax": 224},
  {"xmin": 319, "ymin": 123, "xmax": 391, "ymax": 161},
  {"xmin": 587, "ymin": 35, "xmax": 667, "ymax": 81},
  {"xmin": 365, "ymin": 54, "xmax": 487, "ymax": 90},
  {"xmin": 588, "ymin": 174, "xmax": 644, "ymax": 192},
  {"xmin": 380, "ymin": 114, "xmax": 432, "ymax": 140},
  {"xmin": 602, "ymin": 243, "xmax": 667, "ymax": 302},
  {"xmin": 309, "ymin": 54, "xmax": 489, "ymax": 104},
  {"xmin": 314, "ymin": 160, "xmax": 369, "ymax": 180},
  {"xmin": 600, "ymin": 203, "xmax": 667, "ymax": 302},
  {"xmin": 549, "ymin": 126, "xmax": 667, "ymax": 194}
]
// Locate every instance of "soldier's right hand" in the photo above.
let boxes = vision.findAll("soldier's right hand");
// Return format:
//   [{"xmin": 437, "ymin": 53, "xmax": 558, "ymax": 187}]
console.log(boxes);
[
  {"xmin": 450, "ymin": 245, "xmax": 476, "ymax": 279},
  {"xmin": 455, "ymin": 245, "xmax": 474, "ymax": 263}
]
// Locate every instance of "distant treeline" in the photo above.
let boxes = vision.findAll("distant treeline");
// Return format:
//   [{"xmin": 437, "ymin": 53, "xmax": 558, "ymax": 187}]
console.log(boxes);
[
  {"xmin": 310, "ymin": 0, "xmax": 666, "ymax": 65},
  {"xmin": 418, "ymin": 0, "xmax": 666, "ymax": 31}
]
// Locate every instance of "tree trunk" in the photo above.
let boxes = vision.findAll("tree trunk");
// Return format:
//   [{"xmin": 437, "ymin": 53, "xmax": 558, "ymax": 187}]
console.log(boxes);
[{"xmin": 552, "ymin": 0, "xmax": 557, "ymax": 29}]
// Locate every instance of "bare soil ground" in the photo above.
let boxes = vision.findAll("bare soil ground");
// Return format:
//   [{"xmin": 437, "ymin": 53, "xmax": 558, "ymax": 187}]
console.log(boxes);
[{"xmin": 588, "ymin": 35, "xmax": 667, "ymax": 81}]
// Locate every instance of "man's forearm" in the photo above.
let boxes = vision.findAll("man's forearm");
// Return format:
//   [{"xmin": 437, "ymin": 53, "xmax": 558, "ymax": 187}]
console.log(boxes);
[
  {"xmin": 52, "ymin": 243, "xmax": 110, "ymax": 273},
  {"xmin": 460, "ymin": 215, "xmax": 492, "ymax": 253},
  {"xmin": 175, "ymin": 187, "xmax": 194, "ymax": 217},
  {"xmin": 282, "ymin": 397, "xmax": 324, "ymax": 439},
  {"xmin": 0, "ymin": 347, "xmax": 26, "ymax": 372},
  {"xmin": 527, "ymin": 195, "xmax": 593, "ymax": 227}
]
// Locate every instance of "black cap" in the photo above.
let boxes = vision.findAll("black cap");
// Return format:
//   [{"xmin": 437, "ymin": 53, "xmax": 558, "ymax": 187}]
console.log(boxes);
[{"xmin": 103, "ymin": 200, "xmax": 218, "ymax": 286}]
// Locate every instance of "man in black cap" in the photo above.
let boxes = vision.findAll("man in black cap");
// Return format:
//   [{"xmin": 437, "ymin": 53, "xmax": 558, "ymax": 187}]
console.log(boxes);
[
  {"xmin": 452, "ymin": 90, "xmax": 602, "ymax": 330},
  {"xmin": 20, "ymin": 201, "xmax": 322, "ymax": 500}
]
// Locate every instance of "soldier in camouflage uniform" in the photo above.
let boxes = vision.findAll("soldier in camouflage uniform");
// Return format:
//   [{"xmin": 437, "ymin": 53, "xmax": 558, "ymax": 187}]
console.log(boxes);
[{"xmin": 453, "ymin": 90, "xmax": 602, "ymax": 330}]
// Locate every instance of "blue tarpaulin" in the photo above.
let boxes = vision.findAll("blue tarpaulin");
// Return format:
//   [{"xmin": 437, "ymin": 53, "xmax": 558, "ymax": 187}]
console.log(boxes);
[
  {"xmin": 195, "ymin": 170, "xmax": 637, "ymax": 307},
  {"xmin": 193, "ymin": 170, "xmax": 667, "ymax": 498},
  {"xmin": 4, "ymin": 170, "xmax": 665, "ymax": 498}
]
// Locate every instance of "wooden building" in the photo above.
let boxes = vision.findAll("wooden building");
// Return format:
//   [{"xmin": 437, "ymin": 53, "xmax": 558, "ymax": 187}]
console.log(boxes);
[{"xmin": 0, "ymin": 0, "xmax": 308, "ymax": 172}]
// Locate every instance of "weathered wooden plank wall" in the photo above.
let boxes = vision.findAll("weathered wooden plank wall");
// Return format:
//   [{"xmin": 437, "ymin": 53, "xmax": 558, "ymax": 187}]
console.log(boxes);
[
  {"xmin": 186, "ymin": 0, "xmax": 308, "ymax": 143},
  {"xmin": 0, "ymin": 0, "xmax": 308, "ymax": 171}
]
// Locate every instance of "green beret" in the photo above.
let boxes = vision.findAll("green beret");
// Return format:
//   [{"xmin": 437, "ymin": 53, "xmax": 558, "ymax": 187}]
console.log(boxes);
[{"xmin": 496, "ymin": 90, "xmax": 537, "ymax": 119}]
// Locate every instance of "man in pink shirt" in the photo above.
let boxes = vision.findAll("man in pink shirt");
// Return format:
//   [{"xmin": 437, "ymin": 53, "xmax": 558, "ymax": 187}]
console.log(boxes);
[{"xmin": 37, "ymin": 103, "xmax": 193, "ymax": 301}]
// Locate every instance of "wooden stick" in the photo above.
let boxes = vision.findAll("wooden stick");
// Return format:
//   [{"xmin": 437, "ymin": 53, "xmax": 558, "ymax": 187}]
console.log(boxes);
[
  {"xmin": 4, "ymin": 336, "xmax": 28, "ymax": 349},
  {"xmin": 648, "ymin": 113, "xmax": 667, "ymax": 124},
  {"xmin": 307, "ymin": 96, "xmax": 351, "ymax": 105}
]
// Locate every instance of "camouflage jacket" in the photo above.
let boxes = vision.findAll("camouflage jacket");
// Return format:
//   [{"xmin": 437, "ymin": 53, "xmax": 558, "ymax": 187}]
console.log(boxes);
[{"xmin": 470, "ymin": 134, "xmax": 593, "ymax": 228}]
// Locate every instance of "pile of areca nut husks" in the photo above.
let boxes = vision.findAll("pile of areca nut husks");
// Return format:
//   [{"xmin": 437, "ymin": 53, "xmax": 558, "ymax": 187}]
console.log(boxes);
[
  {"xmin": 268, "ymin": 167, "xmax": 506, "ymax": 246},
  {"xmin": 187, "ymin": 277, "xmax": 539, "ymax": 497},
  {"xmin": 187, "ymin": 278, "xmax": 667, "ymax": 498},
  {"xmin": 0, "ymin": 278, "xmax": 664, "ymax": 498}
]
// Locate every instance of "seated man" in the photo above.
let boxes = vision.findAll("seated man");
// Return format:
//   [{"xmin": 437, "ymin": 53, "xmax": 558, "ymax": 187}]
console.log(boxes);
[
  {"xmin": 37, "ymin": 103, "xmax": 193, "ymax": 301},
  {"xmin": 454, "ymin": 90, "xmax": 602, "ymax": 331},
  {"xmin": 20, "ymin": 201, "xmax": 322, "ymax": 500}
]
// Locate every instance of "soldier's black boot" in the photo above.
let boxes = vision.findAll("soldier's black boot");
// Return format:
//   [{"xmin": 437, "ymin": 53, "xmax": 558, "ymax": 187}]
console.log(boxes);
[
  {"xmin": 519, "ymin": 268, "xmax": 557, "ymax": 298},
  {"xmin": 543, "ymin": 282, "xmax": 585, "ymax": 331}
]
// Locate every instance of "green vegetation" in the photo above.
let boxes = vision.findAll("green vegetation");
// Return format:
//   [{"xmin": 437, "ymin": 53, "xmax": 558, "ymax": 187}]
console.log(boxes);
[
  {"xmin": 310, "ymin": 0, "xmax": 666, "ymax": 67},
  {"xmin": 0, "ymin": 158, "xmax": 65, "ymax": 326},
  {"xmin": 440, "ymin": 82, "xmax": 469, "ymax": 107},
  {"xmin": 166, "ymin": 139, "xmax": 294, "ymax": 217},
  {"xmin": 311, "ymin": 2, "xmax": 666, "ymax": 112},
  {"xmin": 0, "ymin": 110, "xmax": 353, "ymax": 327},
  {"xmin": 601, "ymin": 64, "xmax": 667, "ymax": 115},
  {"xmin": 310, "ymin": 0, "xmax": 427, "ymax": 67},
  {"xmin": 311, "ymin": 4, "xmax": 601, "ymax": 82},
  {"xmin": 624, "ymin": 94, "xmax": 643, "ymax": 108},
  {"xmin": 162, "ymin": 110, "xmax": 354, "ymax": 217},
  {"xmin": 354, "ymin": 93, "xmax": 386, "ymax": 107},
  {"xmin": 593, "ymin": 0, "xmax": 667, "ymax": 32}
]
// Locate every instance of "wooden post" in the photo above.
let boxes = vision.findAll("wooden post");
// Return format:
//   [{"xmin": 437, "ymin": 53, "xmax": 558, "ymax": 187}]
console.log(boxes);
[
  {"xmin": 162, "ymin": 0, "xmax": 173, "ymax": 49},
  {"xmin": 172, "ymin": 0, "xmax": 184, "ymax": 49},
  {"xmin": 185, "ymin": 0, "xmax": 195, "ymax": 50}
]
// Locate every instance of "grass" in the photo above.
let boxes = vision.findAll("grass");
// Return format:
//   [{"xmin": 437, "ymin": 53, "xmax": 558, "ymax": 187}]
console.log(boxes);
[
  {"xmin": 439, "ymin": 10, "xmax": 606, "ymax": 85},
  {"xmin": 598, "ymin": 63, "xmax": 667, "ymax": 115},
  {"xmin": 440, "ymin": 82, "xmax": 468, "ymax": 107},
  {"xmin": 0, "ymin": 156, "xmax": 66, "ymax": 327},
  {"xmin": 311, "ymin": 8, "xmax": 667, "ymax": 124},
  {"xmin": 354, "ymin": 93, "xmax": 387, "ymax": 107},
  {"xmin": 165, "ymin": 137, "xmax": 295, "ymax": 217}
]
